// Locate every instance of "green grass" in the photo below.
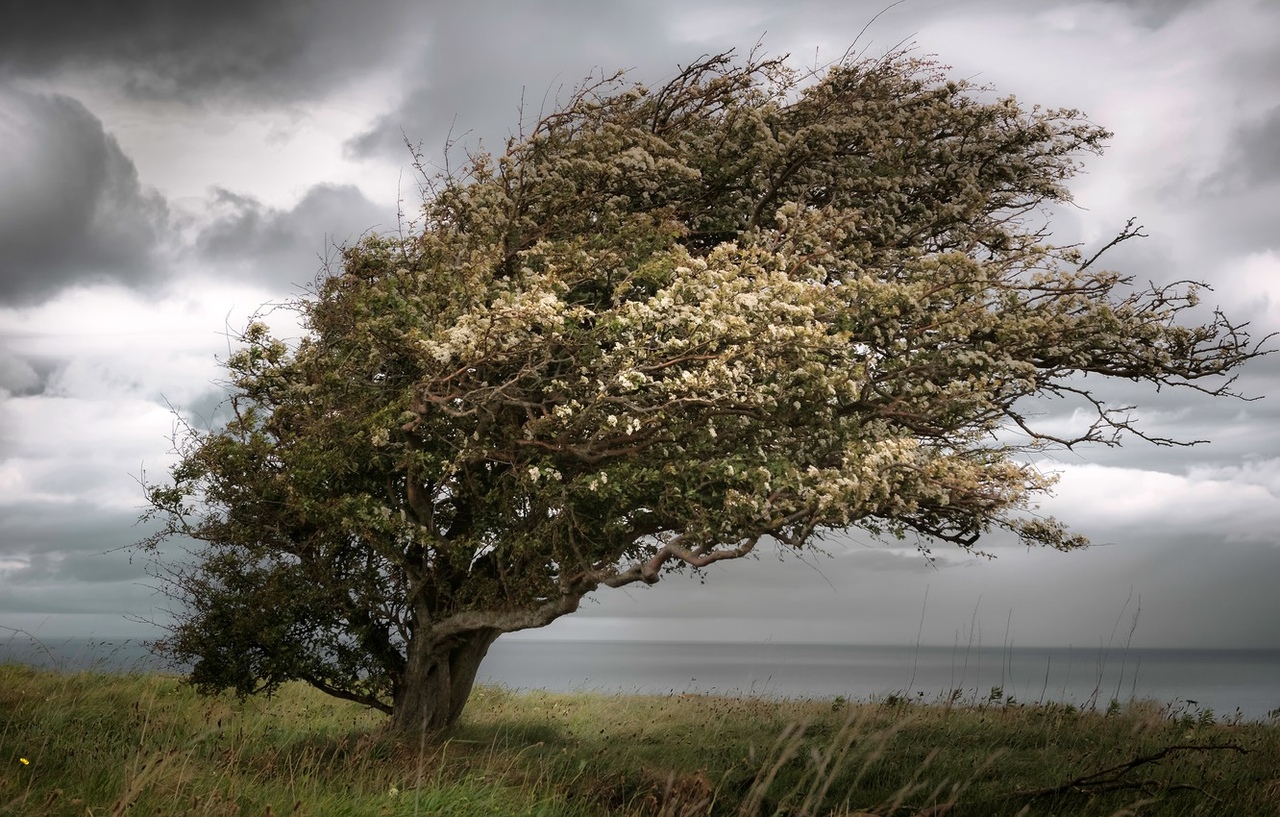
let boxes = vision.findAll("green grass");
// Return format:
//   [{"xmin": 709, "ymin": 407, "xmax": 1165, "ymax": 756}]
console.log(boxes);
[{"xmin": 2, "ymin": 665, "xmax": 1278, "ymax": 816}]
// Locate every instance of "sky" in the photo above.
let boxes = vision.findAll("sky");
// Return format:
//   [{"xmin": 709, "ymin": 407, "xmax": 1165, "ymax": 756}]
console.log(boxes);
[{"xmin": 1, "ymin": 0, "xmax": 1278, "ymax": 653}]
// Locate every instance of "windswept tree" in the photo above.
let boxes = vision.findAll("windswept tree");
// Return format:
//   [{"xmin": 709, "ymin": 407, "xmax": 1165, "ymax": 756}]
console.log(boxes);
[{"xmin": 141, "ymin": 49, "xmax": 1266, "ymax": 733}]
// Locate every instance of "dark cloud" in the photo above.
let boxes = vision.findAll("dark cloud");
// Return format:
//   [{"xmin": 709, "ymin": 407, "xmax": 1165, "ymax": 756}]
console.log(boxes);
[
  {"xmin": 1233, "ymin": 106, "xmax": 1280, "ymax": 182},
  {"xmin": 0, "ymin": 0, "xmax": 416, "ymax": 104},
  {"xmin": 0, "ymin": 505, "xmax": 148, "ymax": 570},
  {"xmin": 1114, "ymin": 539, "xmax": 1280, "ymax": 647},
  {"xmin": 578, "ymin": 522, "xmax": 1280, "ymax": 648},
  {"xmin": 1198, "ymin": 183, "xmax": 1280, "ymax": 258},
  {"xmin": 0, "ymin": 87, "xmax": 169, "ymax": 305},
  {"xmin": 0, "ymin": 582, "xmax": 144, "ymax": 616},
  {"xmin": 346, "ymin": 1, "xmax": 692, "ymax": 161},
  {"xmin": 1211, "ymin": 105, "xmax": 1280, "ymax": 193},
  {"xmin": 0, "ymin": 551, "xmax": 141, "ymax": 589},
  {"xmin": 195, "ymin": 183, "xmax": 396, "ymax": 290}
]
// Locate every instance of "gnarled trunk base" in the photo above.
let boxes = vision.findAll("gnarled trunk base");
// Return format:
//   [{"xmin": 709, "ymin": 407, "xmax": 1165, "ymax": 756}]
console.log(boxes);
[{"xmin": 390, "ymin": 628, "xmax": 500, "ymax": 734}]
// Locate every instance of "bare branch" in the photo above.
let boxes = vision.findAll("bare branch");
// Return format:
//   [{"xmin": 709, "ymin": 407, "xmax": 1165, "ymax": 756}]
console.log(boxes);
[{"xmin": 1079, "ymin": 217, "xmax": 1147, "ymax": 272}]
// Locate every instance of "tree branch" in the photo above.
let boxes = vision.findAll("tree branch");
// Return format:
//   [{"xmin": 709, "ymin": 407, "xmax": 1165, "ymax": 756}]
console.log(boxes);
[
  {"xmin": 1078, "ymin": 217, "xmax": 1147, "ymax": 272},
  {"xmin": 1015, "ymin": 743, "xmax": 1248, "ymax": 800}
]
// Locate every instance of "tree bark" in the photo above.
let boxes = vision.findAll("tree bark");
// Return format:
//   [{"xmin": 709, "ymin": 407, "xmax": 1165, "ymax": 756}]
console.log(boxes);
[{"xmin": 389, "ymin": 627, "xmax": 501, "ymax": 734}]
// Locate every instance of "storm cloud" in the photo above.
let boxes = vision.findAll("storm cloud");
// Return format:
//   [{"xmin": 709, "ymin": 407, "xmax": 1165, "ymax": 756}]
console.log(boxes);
[
  {"xmin": 0, "ymin": 88, "xmax": 169, "ymax": 304},
  {"xmin": 194, "ymin": 183, "xmax": 397, "ymax": 290},
  {"xmin": 0, "ymin": 0, "xmax": 416, "ymax": 104}
]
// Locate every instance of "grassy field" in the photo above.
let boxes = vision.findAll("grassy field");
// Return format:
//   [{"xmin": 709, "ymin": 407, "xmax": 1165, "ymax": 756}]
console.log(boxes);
[{"xmin": 2, "ymin": 664, "xmax": 1278, "ymax": 816}]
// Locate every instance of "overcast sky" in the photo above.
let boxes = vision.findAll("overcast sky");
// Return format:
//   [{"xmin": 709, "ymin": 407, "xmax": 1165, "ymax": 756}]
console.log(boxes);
[{"xmin": 2, "ymin": 0, "xmax": 1278, "ymax": 653}]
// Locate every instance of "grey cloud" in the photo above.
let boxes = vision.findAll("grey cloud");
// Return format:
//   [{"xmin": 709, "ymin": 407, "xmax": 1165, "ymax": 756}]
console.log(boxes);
[
  {"xmin": 1197, "ymin": 182, "xmax": 1280, "ymax": 259},
  {"xmin": 581, "ymin": 524, "xmax": 1280, "ymax": 648},
  {"xmin": 0, "ymin": 533, "xmax": 153, "ymax": 613},
  {"xmin": 1016, "ymin": 378, "xmax": 1280, "ymax": 474},
  {"xmin": 1218, "ymin": 6, "xmax": 1280, "ymax": 101},
  {"xmin": 344, "ymin": 0, "xmax": 970, "ymax": 164},
  {"xmin": 346, "ymin": 1, "xmax": 692, "ymax": 161},
  {"xmin": 0, "ymin": 506, "xmax": 148, "ymax": 561},
  {"xmin": 0, "ymin": 355, "xmax": 66, "ymax": 399},
  {"xmin": 991, "ymin": 212, "xmax": 1280, "ymax": 473},
  {"xmin": 195, "ymin": 183, "xmax": 396, "ymax": 290},
  {"xmin": 1212, "ymin": 106, "xmax": 1280, "ymax": 192},
  {"xmin": 1093, "ymin": 0, "xmax": 1208, "ymax": 27},
  {"xmin": 0, "ymin": 87, "xmax": 170, "ymax": 305},
  {"xmin": 176, "ymin": 386, "xmax": 236, "ymax": 433},
  {"xmin": 834, "ymin": 546, "xmax": 968, "ymax": 573},
  {"xmin": 0, "ymin": 580, "xmax": 151, "ymax": 616},
  {"xmin": 0, "ymin": 0, "xmax": 417, "ymax": 104},
  {"xmin": 0, "ymin": 353, "xmax": 43, "ymax": 395},
  {"xmin": 1119, "ymin": 539, "xmax": 1280, "ymax": 647},
  {"xmin": 585, "ymin": 536, "xmax": 961, "ymax": 624},
  {"xmin": 3, "ymin": 551, "xmax": 144, "ymax": 587}
]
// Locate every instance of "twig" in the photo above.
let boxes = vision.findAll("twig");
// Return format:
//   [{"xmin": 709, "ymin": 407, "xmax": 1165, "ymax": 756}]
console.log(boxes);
[
  {"xmin": 1078, "ymin": 216, "xmax": 1147, "ymax": 271},
  {"xmin": 1015, "ymin": 743, "xmax": 1248, "ymax": 800}
]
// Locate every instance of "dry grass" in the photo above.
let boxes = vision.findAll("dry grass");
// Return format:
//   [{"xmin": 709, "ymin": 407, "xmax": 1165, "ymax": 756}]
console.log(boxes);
[{"xmin": 2, "ymin": 664, "xmax": 1277, "ymax": 816}]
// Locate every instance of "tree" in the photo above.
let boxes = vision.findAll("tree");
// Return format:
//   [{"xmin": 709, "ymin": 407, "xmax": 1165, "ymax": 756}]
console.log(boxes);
[{"xmin": 140, "ymin": 49, "xmax": 1266, "ymax": 734}]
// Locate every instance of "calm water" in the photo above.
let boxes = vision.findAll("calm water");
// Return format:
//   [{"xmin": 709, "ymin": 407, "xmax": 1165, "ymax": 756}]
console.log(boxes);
[
  {"xmin": 480, "ymin": 640, "xmax": 1280, "ymax": 721},
  {"xmin": 5, "ymin": 636, "xmax": 1277, "ymax": 722}
]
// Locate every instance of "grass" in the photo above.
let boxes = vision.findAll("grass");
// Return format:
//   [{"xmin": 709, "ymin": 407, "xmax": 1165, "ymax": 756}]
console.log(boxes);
[{"xmin": 2, "ymin": 664, "xmax": 1278, "ymax": 816}]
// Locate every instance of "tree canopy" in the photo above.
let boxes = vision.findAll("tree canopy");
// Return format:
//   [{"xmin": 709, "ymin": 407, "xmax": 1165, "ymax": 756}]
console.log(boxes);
[{"xmin": 141, "ymin": 49, "xmax": 1266, "ymax": 733}]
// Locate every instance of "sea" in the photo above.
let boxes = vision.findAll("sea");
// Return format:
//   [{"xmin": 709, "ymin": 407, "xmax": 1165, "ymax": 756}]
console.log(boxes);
[{"xmin": 4, "ymin": 636, "xmax": 1277, "ymax": 723}]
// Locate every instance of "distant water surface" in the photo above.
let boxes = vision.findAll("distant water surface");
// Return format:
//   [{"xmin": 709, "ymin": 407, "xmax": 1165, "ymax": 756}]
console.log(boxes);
[
  {"xmin": 4, "ymin": 636, "xmax": 1276, "ymax": 722},
  {"xmin": 481, "ymin": 641, "xmax": 1280, "ymax": 722}
]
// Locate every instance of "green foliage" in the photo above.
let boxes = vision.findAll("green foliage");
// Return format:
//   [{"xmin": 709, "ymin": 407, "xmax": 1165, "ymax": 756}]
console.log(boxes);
[{"xmin": 139, "ymin": 47, "xmax": 1265, "ymax": 725}]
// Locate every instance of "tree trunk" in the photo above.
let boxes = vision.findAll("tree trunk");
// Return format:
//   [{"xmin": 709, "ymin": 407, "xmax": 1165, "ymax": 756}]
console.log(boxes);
[{"xmin": 389, "ymin": 627, "xmax": 501, "ymax": 734}]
